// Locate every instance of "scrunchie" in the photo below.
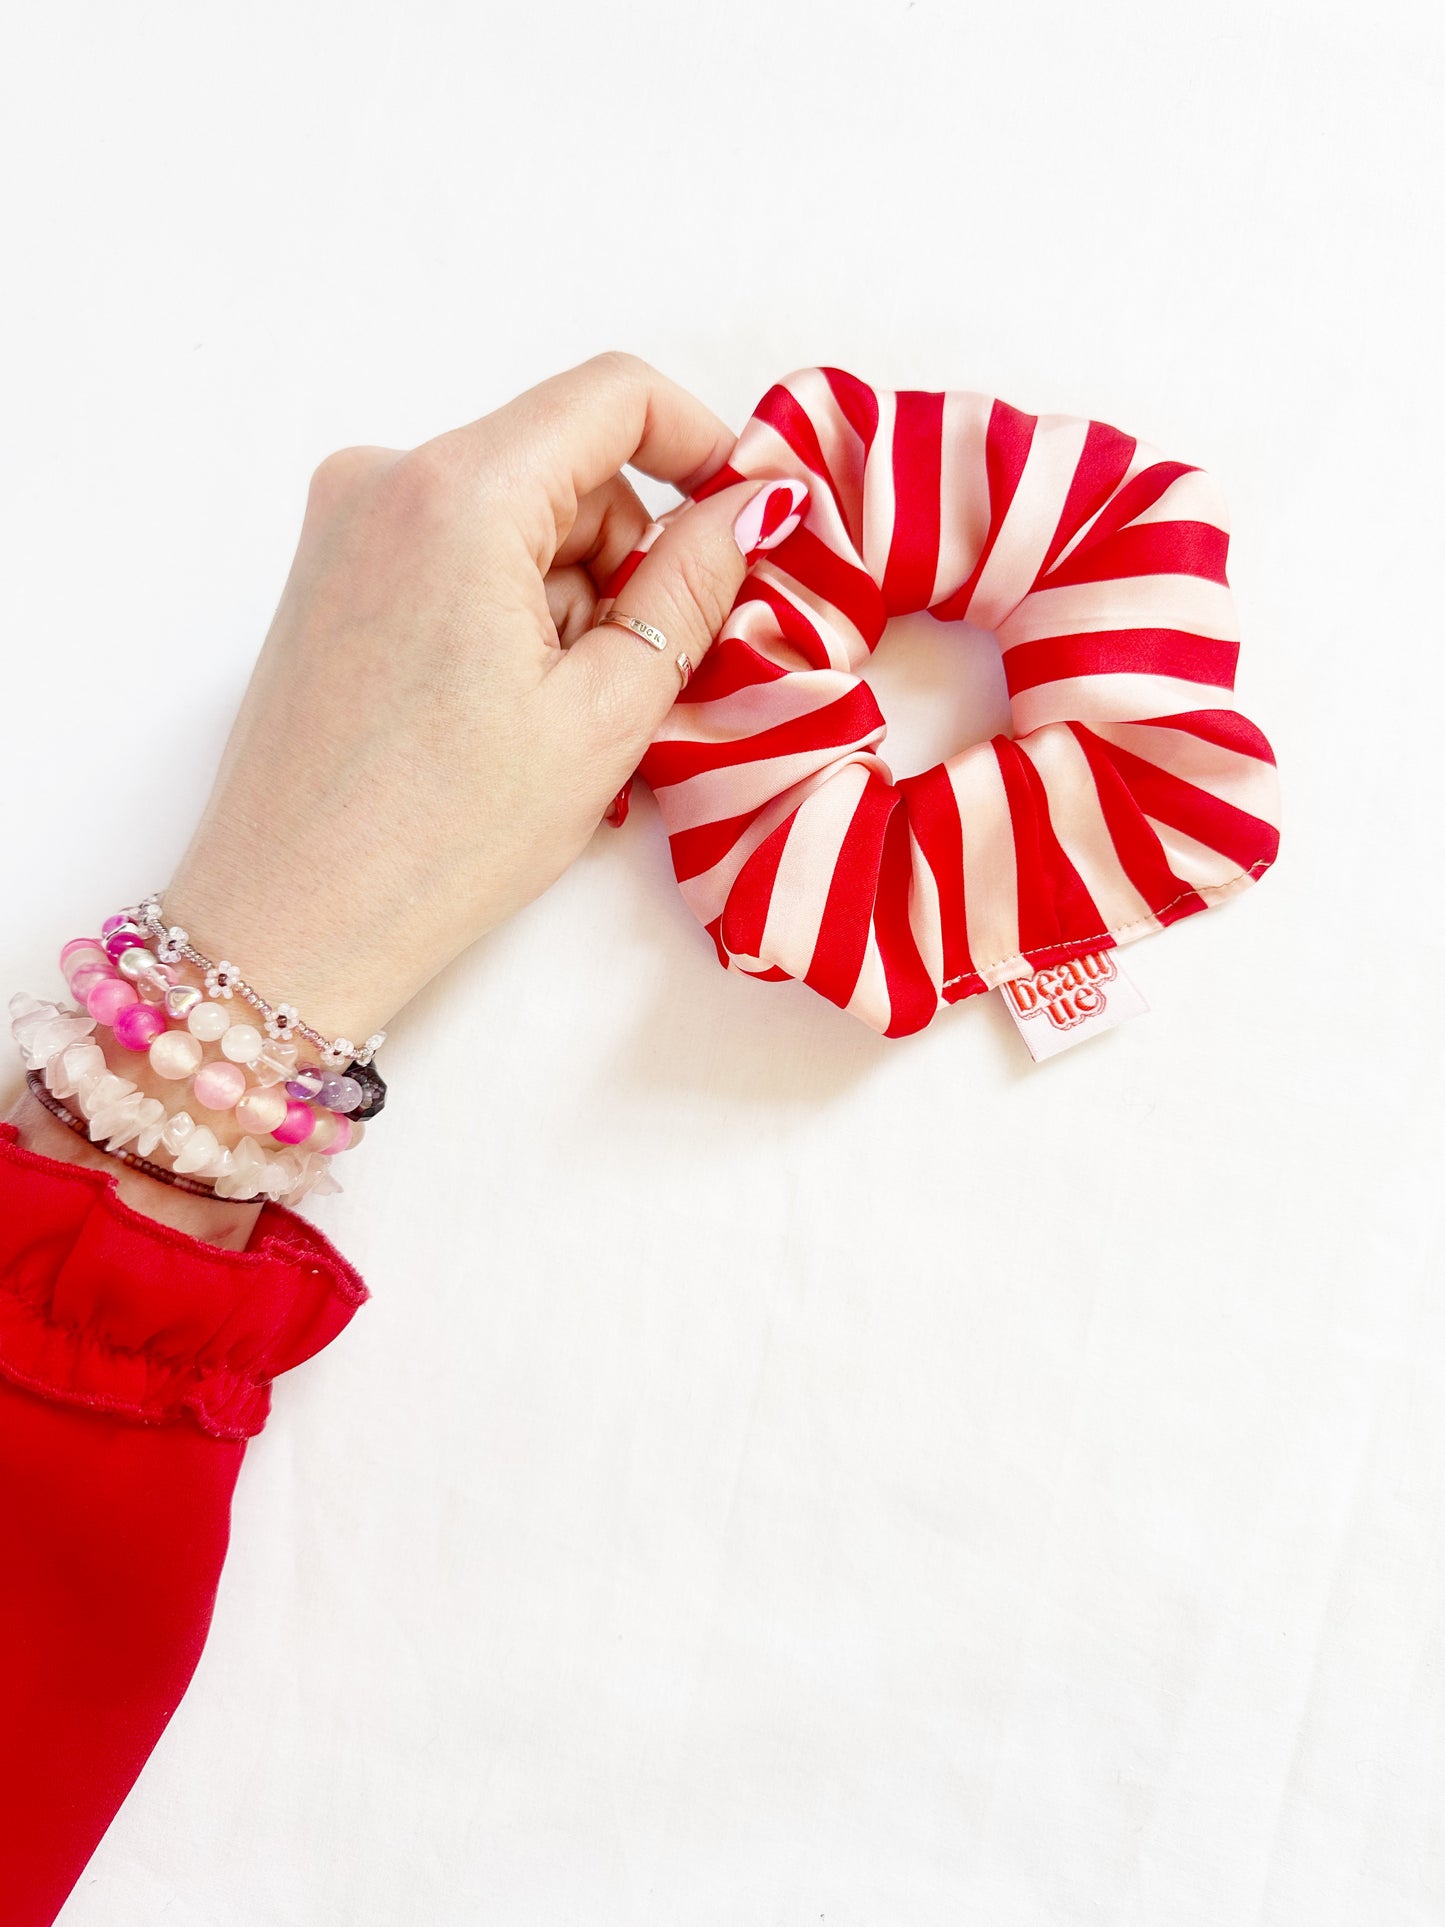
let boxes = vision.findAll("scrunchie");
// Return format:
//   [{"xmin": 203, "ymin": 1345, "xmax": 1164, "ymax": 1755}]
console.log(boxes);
[{"xmin": 622, "ymin": 368, "xmax": 1281, "ymax": 1038}]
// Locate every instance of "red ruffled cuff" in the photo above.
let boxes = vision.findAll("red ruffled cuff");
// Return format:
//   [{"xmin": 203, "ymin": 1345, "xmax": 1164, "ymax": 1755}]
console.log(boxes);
[{"xmin": 0, "ymin": 1119, "xmax": 368, "ymax": 1440}]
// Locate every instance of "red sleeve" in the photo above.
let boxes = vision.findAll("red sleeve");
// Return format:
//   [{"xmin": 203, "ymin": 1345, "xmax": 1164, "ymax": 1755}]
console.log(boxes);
[{"xmin": 0, "ymin": 1118, "xmax": 368, "ymax": 1927}]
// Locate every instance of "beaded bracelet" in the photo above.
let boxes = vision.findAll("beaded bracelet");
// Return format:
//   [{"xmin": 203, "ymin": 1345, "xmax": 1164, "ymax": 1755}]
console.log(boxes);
[
  {"xmin": 11, "ymin": 898, "xmax": 390, "ymax": 1206},
  {"xmin": 25, "ymin": 1071, "xmax": 225, "ymax": 1199},
  {"xmin": 75, "ymin": 907, "xmax": 387, "ymax": 1120},
  {"xmin": 127, "ymin": 893, "xmax": 386, "ymax": 1072},
  {"xmin": 10, "ymin": 993, "xmax": 346, "ymax": 1205}
]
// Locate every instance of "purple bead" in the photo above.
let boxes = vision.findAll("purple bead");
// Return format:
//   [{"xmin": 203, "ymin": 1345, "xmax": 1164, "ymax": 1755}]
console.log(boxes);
[
  {"xmin": 286, "ymin": 1065, "xmax": 326, "ymax": 1101},
  {"xmin": 317, "ymin": 1072, "xmax": 362, "ymax": 1114},
  {"xmin": 103, "ymin": 924, "xmax": 145, "ymax": 961},
  {"xmin": 112, "ymin": 1001, "xmax": 168, "ymax": 1051}
]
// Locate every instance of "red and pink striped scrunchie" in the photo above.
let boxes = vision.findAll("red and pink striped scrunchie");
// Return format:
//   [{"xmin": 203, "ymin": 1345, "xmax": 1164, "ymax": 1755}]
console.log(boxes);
[{"xmin": 609, "ymin": 368, "xmax": 1281, "ymax": 1038}]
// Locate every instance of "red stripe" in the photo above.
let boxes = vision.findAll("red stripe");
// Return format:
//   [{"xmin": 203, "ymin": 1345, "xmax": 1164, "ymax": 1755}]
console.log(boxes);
[
  {"xmin": 718, "ymin": 812, "xmax": 795, "ymax": 962},
  {"xmin": 896, "ymin": 764, "xmax": 973, "ymax": 990},
  {"xmin": 781, "ymin": 526, "xmax": 887, "ymax": 644},
  {"xmin": 874, "ymin": 801, "xmax": 938, "ymax": 1037},
  {"xmin": 931, "ymin": 399, "xmax": 1037, "ymax": 621},
  {"xmin": 821, "ymin": 368, "xmax": 881, "ymax": 557},
  {"xmin": 640, "ymin": 684, "xmax": 886, "ymax": 787},
  {"xmin": 1038, "ymin": 418, "xmax": 1138, "ymax": 578},
  {"xmin": 804, "ymin": 776, "xmax": 897, "ymax": 1013},
  {"xmin": 690, "ymin": 461, "xmax": 746, "ymax": 506},
  {"xmin": 823, "ymin": 367, "xmax": 881, "ymax": 450},
  {"xmin": 666, "ymin": 802, "xmax": 771, "ymax": 884},
  {"xmin": 730, "ymin": 575, "xmax": 839, "ymax": 672},
  {"xmin": 994, "ymin": 738, "xmax": 1103, "ymax": 955},
  {"xmin": 598, "ymin": 545, "xmax": 647, "ymax": 600},
  {"xmin": 1067, "ymin": 724, "xmax": 1206, "ymax": 917},
  {"xmin": 1003, "ymin": 628, "xmax": 1240, "ymax": 697},
  {"xmin": 1049, "ymin": 460, "xmax": 1196, "ymax": 573},
  {"xmin": 1083, "ymin": 734, "xmax": 1280, "ymax": 873},
  {"xmin": 752, "ymin": 386, "xmax": 843, "ymax": 500},
  {"xmin": 679, "ymin": 634, "xmax": 790, "ymax": 704},
  {"xmin": 881, "ymin": 390, "xmax": 944, "ymax": 617},
  {"xmin": 1041, "ymin": 520, "xmax": 1229, "ymax": 590},
  {"xmin": 1127, "ymin": 708, "xmax": 1277, "ymax": 764}
]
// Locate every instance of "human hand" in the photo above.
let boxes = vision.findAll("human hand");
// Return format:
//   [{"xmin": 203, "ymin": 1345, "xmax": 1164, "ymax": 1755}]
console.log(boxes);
[{"xmin": 164, "ymin": 351, "xmax": 809, "ymax": 1045}]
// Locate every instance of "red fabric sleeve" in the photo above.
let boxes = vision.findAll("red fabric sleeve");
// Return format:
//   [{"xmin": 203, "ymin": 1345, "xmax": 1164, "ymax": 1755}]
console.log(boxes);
[{"xmin": 0, "ymin": 1118, "xmax": 368, "ymax": 1927}]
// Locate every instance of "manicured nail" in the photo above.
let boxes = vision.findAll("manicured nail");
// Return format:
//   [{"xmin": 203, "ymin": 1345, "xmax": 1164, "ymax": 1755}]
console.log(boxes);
[
  {"xmin": 604, "ymin": 779, "xmax": 632, "ymax": 828},
  {"xmin": 731, "ymin": 479, "xmax": 809, "ymax": 561}
]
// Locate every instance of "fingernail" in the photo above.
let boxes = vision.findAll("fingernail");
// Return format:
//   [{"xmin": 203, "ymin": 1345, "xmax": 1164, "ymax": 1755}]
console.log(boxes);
[{"xmin": 731, "ymin": 479, "xmax": 809, "ymax": 562}]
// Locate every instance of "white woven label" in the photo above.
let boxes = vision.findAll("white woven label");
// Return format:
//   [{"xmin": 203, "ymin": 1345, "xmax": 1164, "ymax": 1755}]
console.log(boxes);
[{"xmin": 997, "ymin": 950, "xmax": 1149, "ymax": 1061}]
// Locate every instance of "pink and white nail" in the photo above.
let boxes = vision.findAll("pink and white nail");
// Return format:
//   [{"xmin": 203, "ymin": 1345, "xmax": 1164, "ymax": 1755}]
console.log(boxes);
[{"xmin": 732, "ymin": 479, "xmax": 809, "ymax": 561}]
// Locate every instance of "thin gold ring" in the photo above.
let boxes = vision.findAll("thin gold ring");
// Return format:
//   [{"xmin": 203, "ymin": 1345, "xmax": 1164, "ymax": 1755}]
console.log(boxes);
[{"xmin": 599, "ymin": 610, "xmax": 668, "ymax": 652}]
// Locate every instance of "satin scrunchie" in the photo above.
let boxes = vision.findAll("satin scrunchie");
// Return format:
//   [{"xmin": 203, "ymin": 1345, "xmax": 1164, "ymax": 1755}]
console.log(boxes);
[{"xmin": 623, "ymin": 368, "xmax": 1281, "ymax": 1038}]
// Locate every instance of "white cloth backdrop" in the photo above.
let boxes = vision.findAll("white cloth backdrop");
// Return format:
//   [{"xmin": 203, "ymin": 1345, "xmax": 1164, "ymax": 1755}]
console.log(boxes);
[{"xmin": 3, "ymin": 3, "xmax": 1442, "ymax": 1922}]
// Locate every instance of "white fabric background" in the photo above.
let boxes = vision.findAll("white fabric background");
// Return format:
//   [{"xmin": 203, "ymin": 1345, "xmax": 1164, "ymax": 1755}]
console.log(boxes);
[{"xmin": 2, "ymin": 3, "xmax": 1442, "ymax": 1921}]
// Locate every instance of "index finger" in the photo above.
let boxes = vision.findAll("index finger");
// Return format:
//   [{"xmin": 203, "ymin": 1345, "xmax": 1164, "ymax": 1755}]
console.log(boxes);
[{"xmin": 461, "ymin": 351, "xmax": 738, "ymax": 502}]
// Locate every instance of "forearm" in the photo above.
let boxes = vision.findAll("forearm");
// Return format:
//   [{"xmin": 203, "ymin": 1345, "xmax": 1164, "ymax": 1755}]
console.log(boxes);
[{"xmin": 0, "ymin": 351, "xmax": 754, "ymax": 1923}]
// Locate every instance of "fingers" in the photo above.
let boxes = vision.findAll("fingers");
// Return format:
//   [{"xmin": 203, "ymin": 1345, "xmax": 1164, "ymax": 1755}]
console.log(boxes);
[
  {"xmin": 543, "ymin": 567, "xmax": 599, "ymax": 648},
  {"xmin": 553, "ymin": 477, "xmax": 808, "ymax": 769},
  {"xmin": 452, "ymin": 351, "xmax": 738, "ymax": 505},
  {"xmin": 593, "ymin": 511, "xmax": 673, "ymax": 615},
  {"xmin": 552, "ymin": 470, "xmax": 651, "ymax": 587},
  {"xmin": 545, "ymin": 480, "xmax": 683, "ymax": 648}
]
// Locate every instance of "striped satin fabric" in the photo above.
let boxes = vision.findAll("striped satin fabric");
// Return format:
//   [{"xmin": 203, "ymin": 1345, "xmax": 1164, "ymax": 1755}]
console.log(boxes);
[{"xmin": 618, "ymin": 368, "xmax": 1281, "ymax": 1039}]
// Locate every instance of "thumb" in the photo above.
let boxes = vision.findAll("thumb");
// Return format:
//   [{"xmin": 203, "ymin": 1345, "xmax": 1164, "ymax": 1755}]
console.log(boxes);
[{"xmin": 558, "ymin": 476, "xmax": 809, "ymax": 760}]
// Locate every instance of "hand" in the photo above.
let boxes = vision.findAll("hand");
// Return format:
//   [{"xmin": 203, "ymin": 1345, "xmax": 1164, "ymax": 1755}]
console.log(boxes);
[
  {"xmin": 9, "ymin": 352, "xmax": 809, "ymax": 1243},
  {"xmin": 163, "ymin": 350, "xmax": 806, "ymax": 1044}
]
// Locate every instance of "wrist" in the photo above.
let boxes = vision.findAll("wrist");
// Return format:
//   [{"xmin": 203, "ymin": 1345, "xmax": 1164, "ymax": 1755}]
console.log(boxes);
[
  {"xmin": 12, "ymin": 901, "xmax": 376, "ymax": 1211},
  {"xmin": 5, "ymin": 1080, "xmax": 262, "ymax": 1249},
  {"xmin": 163, "ymin": 859, "xmax": 403, "ymax": 1046}
]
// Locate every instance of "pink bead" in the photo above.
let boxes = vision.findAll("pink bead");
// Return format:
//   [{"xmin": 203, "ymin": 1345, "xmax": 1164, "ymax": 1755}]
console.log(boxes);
[
  {"xmin": 271, "ymin": 1098, "xmax": 316, "ymax": 1145},
  {"xmin": 60, "ymin": 938, "xmax": 108, "ymax": 970},
  {"xmin": 112, "ymin": 1001, "xmax": 168, "ymax": 1051},
  {"xmin": 318, "ymin": 1113, "xmax": 352, "ymax": 1155},
  {"xmin": 103, "ymin": 926, "xmax": 145, "ymax": 961},
  {"xmin": 149, "ymin": 1029, "xmax": 204, "ymax": 1080},
  {"xmin": 193, "ymin": 1058, "xmax": 248, "ymax": 1111},
  {"xmin": 235, "ymin": 1086, "xmax": 287, "ymax": 1135},
  {"xmin": 68, "ymin": 963, "xmax": 114, "ymax": 1000},
  {"xmin": 100, "ymin": 913, "xmax": 131, "ymax": 937},
  {"xmin": 86, "ymin": 976, "xmax": 139, "ymax": 1025}
]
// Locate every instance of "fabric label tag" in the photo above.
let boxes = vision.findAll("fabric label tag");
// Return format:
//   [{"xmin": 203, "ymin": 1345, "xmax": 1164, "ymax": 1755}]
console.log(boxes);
[{"xmin": 997, "ymin": 950, "xmax": 1149, "ymax": 1061}]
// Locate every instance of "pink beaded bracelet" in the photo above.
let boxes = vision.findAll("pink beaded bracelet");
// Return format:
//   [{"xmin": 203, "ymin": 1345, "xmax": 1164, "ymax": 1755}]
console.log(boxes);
[
  {"xmin": 11, "ymin": 897, "xmax": 392, "ymax": 1206},
  {"xmin": 66, "ymin": 911, "xmax": 385, "ymax": 1133},
  {"xmin": 24, "ymin": 1071, "xmax": 227, "ymax": 1199},
  {"xmin": 9, "ymin": 993, "xmax": 348, "ymax": 1205},
  {"xmin": 126, "ymin": 893, "xmax": 386, "ymax": 1071}
]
